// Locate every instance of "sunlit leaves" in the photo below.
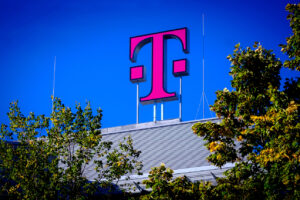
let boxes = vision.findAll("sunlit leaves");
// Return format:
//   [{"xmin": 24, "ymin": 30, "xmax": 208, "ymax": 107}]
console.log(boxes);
[
  {"xmin": 0, "ymin": 98, "xmax": 142, "ymax": 199},
  {"xmin": 280, "ymin": 4, "xmax": 300, "ymax": 71},
  {"xmin": 190, "ymin": 4, "xmax": 300, "ymax": 199},
  {"xmin": 141, "ymin": 164, "xmax": 214, "ymax": 200}
]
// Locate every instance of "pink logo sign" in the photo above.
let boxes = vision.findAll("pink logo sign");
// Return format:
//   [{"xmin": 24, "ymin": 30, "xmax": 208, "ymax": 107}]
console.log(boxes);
[{"xmin": 130, "ymin": 28, "xmax": 189, "ymax": 104}]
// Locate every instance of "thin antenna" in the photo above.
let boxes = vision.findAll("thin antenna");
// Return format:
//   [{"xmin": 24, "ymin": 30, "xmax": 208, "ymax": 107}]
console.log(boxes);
[
  {"xmin": 202, "ymin": 14, "xmax": 205, "ymax": 119},
  {"xmin": 195, "ymin": 13, "xmax": 213, "ymax": 120},
  {"xmin": 52, "ymin": 56, "xmax": 56, "ymax": 113}
]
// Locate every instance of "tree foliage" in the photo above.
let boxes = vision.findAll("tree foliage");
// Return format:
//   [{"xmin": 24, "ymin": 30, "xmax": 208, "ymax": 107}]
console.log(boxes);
[
  {"xmin": 142, "ymin": 3, "xmax": 300, "ymax": 200},
  {"xmin": 191, "ymin": 4, "xmax": 300, "ymax": 200},
  {"xmin": 281, "ymin": 3, "xmax": 300, "ymax": 71},
  {"xmin": 0, "ymin": 98, "xmax": 142, "ymax": 199},
  {"xmin": 140, "ymin": 164, "xmax": 214, "ymax": 200}
]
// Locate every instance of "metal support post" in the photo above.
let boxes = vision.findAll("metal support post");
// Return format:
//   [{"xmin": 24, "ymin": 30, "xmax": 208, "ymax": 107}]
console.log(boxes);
[
  {"xmin": 136, "ymin": 83, "xmax": 139, "ymax": 124},
  {"xmin": 179, "ymin": 77, "xmax": 182, "ymax": 121},
  {"xmin": 161, "ymin": 103, "xmax": 164, "ymax": 121},
  {"xmin": 153, "ymin": 104, "xmax": 157, "ymax": 122}
]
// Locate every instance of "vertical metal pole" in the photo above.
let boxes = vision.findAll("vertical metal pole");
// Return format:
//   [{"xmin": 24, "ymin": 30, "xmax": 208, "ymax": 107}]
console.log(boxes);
[
  {"xmin": 136, "ymin": 83, "xmax": 139, "ymax": 124},
  {"xmin": 52, "ymin": 56, "xmax": 56, "ymax": 113},
  {"xmin": 179, "ymin": 77, "xmax": 182, "ymax": 121},
  {"xmin": 51, "ymin": 56, "xmax": 56, "ymax": 128},
  {"xmin": 161, "ymin": 103, "xmax": 164, "ymax": 121},
  {"xmin": 153, "ymin": 104, "xmax": 157, "ymax": 122},
  {"xmin": 202, "ymin": 13, "xmax": 205, "ymax": 120}
]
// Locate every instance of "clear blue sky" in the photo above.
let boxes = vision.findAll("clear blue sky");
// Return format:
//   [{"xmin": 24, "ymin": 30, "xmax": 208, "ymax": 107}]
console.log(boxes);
[{"xmin": 0, "ymin": 0, "xmax": 299, "ymax": 128}]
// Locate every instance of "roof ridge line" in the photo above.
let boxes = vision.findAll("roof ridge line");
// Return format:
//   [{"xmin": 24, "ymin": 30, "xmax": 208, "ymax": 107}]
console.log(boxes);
[{"xmin": 101, "ymin": 117, "xmax": 219, "ymax": 135}]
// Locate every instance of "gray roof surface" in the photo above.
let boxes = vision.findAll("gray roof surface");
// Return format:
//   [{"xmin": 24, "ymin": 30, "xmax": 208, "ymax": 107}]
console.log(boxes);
[
  {"xmin": 103, "ymin": 119, "xmax": 215, "ymax": 172},
  {"xmin": 83, "ymin": 118, "xmax": 234, "ymax": 187}
]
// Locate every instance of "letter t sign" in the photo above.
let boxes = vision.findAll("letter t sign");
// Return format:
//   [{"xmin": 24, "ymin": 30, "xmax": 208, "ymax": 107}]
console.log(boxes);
[{"xmin": 130, "ymin": 28, "xmax": 189, "ymax": 104}]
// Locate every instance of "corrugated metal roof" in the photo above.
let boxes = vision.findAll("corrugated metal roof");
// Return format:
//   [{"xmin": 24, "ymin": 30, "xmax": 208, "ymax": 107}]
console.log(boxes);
[{"xmin": 84, "ymin": 118, "xmax": 233, "ymax": 188}]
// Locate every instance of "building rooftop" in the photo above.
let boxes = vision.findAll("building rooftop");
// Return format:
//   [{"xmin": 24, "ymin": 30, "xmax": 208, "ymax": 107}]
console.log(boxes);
[{"xmin": 83, "ymin": 118, "xmax": 234, "ymax": 191}]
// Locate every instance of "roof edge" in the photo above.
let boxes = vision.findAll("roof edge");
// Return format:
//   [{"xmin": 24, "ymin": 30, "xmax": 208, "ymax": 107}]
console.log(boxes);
[
  {"xmin": 121, "ymin": 163, "xmax": 235, "ymax": 180},
  {"xmin": 101, "ymin": 117, "xmax": 220, "ymax": 135}
]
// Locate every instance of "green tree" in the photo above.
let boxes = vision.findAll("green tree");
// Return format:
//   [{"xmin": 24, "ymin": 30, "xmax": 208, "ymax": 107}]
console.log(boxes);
[
  {"xmin": 281, "ymin": 3, "xmax": 300, "ymax": 71},
  {"xmin": 141, "ymin": 3, "xmax": 299, "ymax": 200},
  {"xmin": 0, "ymin": 98, "xmax": 142, "ymax": 200},
  {"xmin": 140, "ymin": 163, "xmax": 214, "ymax": 200},
  {"xmin": 191, "ymin": 3, "xmax": 300, "ymax": 200}
]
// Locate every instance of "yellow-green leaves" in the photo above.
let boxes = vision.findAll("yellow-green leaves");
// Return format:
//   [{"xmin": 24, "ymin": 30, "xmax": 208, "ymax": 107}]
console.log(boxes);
[
  {"xmin": 141, "ymin": 164, "xmax": 214, "ymax": 200},
  {"xmin": 191, "ymin": 5, "xmax": 300, "ymax": 198},
  {"xmin": 281, "ymin": 3, "xmax": 300, "ymax": 71},
  {"xmin": 0, "ymin": 98, "xmax": 142, "ymax": 199}
]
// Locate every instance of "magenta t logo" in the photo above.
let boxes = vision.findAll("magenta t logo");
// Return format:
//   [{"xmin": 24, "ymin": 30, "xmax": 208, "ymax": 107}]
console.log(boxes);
[{"xmin": 130, "ymin": 28, "xmax": 189, "ymax": 104}]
